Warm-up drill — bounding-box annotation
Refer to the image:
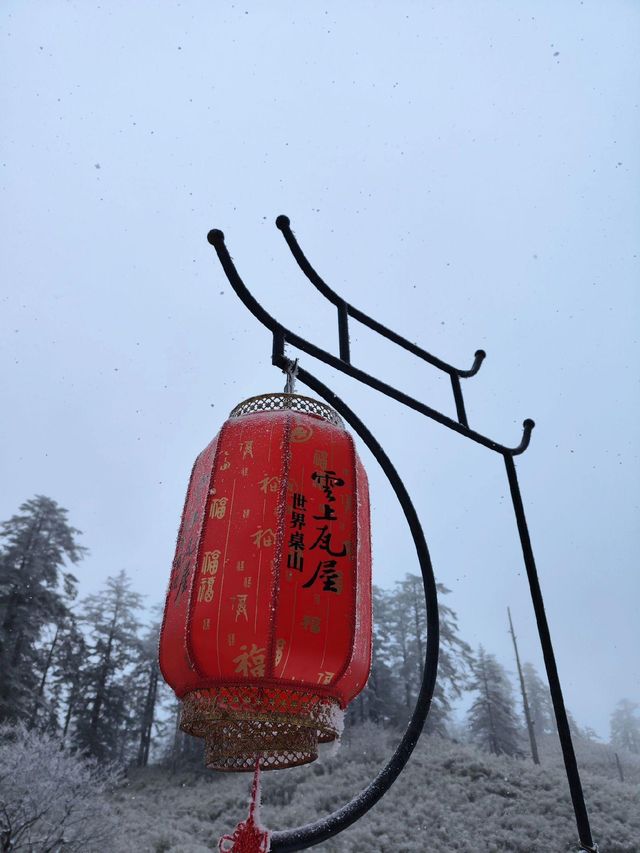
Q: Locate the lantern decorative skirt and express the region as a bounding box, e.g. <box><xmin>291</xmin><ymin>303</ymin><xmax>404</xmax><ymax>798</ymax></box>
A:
<box><xmin>159</xmin><ymin>394</ymin><xmax>372</xmax><ymax>771</ymax></box>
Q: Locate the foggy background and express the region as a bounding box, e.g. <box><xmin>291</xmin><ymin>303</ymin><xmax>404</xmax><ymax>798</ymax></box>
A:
<box><xmin>1</xmin><ymin>0</ymin><xmax>638</xmax><ymax>738</ymax></box>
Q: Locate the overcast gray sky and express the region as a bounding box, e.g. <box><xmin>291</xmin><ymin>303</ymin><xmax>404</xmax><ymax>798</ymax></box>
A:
<box><xmin>1</xmin><ymin>1</ymin><xmax>638</xmax><ymax>739</ymax></box>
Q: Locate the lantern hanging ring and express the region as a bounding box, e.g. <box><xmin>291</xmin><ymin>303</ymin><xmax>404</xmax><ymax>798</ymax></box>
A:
<box><xmin>283</xmin><ymin>357</ymin><xmax>298</xmax><ymax>394</ymax></box>
<box><xmin>198</xmin><ymin>218</ymin><xmax>597</xmax><ymax>853</ymax></box>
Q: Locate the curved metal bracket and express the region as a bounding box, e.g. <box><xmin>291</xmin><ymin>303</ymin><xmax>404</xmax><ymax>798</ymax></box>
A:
<box><xmin>206</xmin><ymin>218</ymin><xmax>596</xmax><ymax>853</ymax></box>
<box><xmin>268</xmin><ymin>364</ymin><xmax>439</xmax><ymax>852</ymax></box>
<box><xmin>207</xmin><ymin>227</ymin><xmax>534</xmax><ymax>457</ymax></box>
<box><xmin>275</xmin><ymin>214</ymin><xmax>485</xmax><ymax>378</ymax></box>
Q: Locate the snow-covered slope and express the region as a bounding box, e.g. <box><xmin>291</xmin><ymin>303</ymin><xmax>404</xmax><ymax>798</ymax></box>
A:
<box><xmin>109</xmin><ymin>727</ymin><xmax>639</xmax><ymax>852</ymax></box>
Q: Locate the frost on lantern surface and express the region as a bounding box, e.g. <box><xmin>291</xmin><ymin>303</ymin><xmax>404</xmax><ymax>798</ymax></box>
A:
<box><xmin>159</xmin><ymin>394</ymin><xmax>372</xmax><ymax>771</ymax></box>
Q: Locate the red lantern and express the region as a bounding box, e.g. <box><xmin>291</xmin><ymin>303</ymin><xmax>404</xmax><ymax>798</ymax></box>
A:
<box><xmin>159</xmin><ymin>393</ymin><xmax>372</xmax><ymax>771</ymax></box>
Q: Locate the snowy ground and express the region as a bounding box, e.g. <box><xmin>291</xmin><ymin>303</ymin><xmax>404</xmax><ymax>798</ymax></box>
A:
<box><xmin>109</xmin><ymin>728</ymin><xmax>640</xmax><ymax>852</ymax></box>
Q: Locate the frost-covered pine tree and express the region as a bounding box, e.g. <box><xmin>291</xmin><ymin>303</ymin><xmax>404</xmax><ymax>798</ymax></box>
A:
<box><xmin>467</xmin><ymin>646</ymin><xmax>522</xmax><ymax>756</ymax></box>
<box><xmin>0</xmin><ymin>495</ymin><xmax>86</xmax><ymax>722</ymax></box>
<box><xmin>28</xmin><ymin>619</ymin><xmax>62</xmax><ymax>730</ymax></box>
<box><xmin>72</xmin><ymin>570</ymin><xmax>144</xmax><ymax>762</ymax></box>
<box><xmin>347</xmin><ymin>585</ymin><xmax>405</xmax><ymax>727</ymax></box>
<box><xmin>522</xmin><ymin>661</ymin><xmax>556</xmax><ymax>738</ymax></box>
<box><xmin>429</xmin><ymin>583</ymin><xmax>475</xmax><ymax>734</ymax></box>
<box><xmin>387</xmin><ymin>578</ymin><xmax>416</xmax><ymax>715</ymax></box>
<box><xmin>610</xmin><ymin>699</ymin><xmax>640</xmax><ymax>755</ymax></box>
<box><xmin>130</xmin><ymin>612</ymin><xmax>171</xmax><ymax>767</ymax></box>
<box><xmin>52</xmin><ymin>614</ymin><xmax>89</xmax><ymax>745</ymax></box>
<box><xmin>387</xmin><ymin>576</ymin><xmax>474</xmax><ymax>734</ymax></box>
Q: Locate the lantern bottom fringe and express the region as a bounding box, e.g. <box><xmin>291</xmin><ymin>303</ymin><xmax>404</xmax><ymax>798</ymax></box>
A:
<box><xmin>180</xmin><ymin>685</ymin><xmax>343</xmax><ymax>771</ymax></box>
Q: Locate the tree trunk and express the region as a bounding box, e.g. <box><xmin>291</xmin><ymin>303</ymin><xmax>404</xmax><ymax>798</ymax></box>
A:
<box><xmin>144</xmin><ymin>667</ymin><xmax>159</xmax><ymax>766</ymax></box>
<box><xmin>29</xmin><ymin>627</ymin><xmax>59</xmax><ymax>728</ymax></box>
<box><xmin>171</xmin><ymin>704</ymin><xmax>182</xmax><ymax>773</ymax></box>
<box><xmin>481</xmin><ymin>656</ymin><xmax>498</xmax><ymax>755</ymax></box>
<box><xmin>89</xmin><ymin>597</ymin><xmax>121</xmax><ymax>743</ymax></box>
<box><xmin>508</xmin><ymin>608</ymin><xmax>540</xmax><ymax>764</ymax></box>
<box><xmin>61</xmin><ymin>676</ymin><xmax>79</xmax><ymax>745</ymax></box>
<box><xmin>137</xmin><ymin>664</ymin><xmax>159</xmax><ymax>767</ymax></box>
<box><xmin>10</xmin><ymin>629</ymin><xmax>23</xmax><ymax>669</ymax></box>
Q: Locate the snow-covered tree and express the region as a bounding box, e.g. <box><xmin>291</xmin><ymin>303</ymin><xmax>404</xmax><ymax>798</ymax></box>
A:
<box><xmin>0</xmin><ymin>495</ymin><xmax>86</xmax><ymax>723</ymax></box>
<box><xmin>53</xmin><ymin>615</ymin><xmax>89</xmax><ymax>746</ymax></box>
<box><xmin>388</xmin><ymin>576</ymin><xmax>474</xmax><ymax>733</ymax></box>
<box><xmin>72</xmin><ymin>570</ymin><xmax>144</xmax><ymax>762</ymax></box>
<box><xmin>28</xmin><ymin>621</ymin><xmax>62</xmax><ymax>731</ymax></box>
<box><xmin>429</xmin><ymin>583</ymin><xmax>475</xmax><ymax>734</ymax></box>
<box><xmin>610</xmin><ymin>699</ymin><xmax>640</xmax><ymax>755</ymax></box>
<box><xmin>0</xmin><ymin>721</ymin><xmax>121</xmax><ymax>851</ymax></box>
<box><xmin>349</xmin><ymin>577</ymin><xmax>473</xmax><ymax>732</ymax></box>
<box><xmin>522</xmin><ymin>661</ymin><xmax>556</xmax><ymax>738</ymax></box>
<box><xmin>348</xmin><ymin>585</ymin><xmax>405</xmax><ymax>727</ymax></box>
<box><xmin>386</xmin><ymin>579</ymin><xmax>415</xmax><ymax>716</ymax></box>
<box><xmin>467</xmin><ymin>647</ymin><xmax>522</xmax><ymax>756</ymax></box>
<box><xmin>131</xmin><ymin>614</ymin><xmax>170</xmax><ymax>767</ymax></box>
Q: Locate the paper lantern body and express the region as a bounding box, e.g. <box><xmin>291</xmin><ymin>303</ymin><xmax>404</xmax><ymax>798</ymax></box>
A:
<box><xmin>159</xmin><ymin>394</ymin><xmax>372</xmax><ymax>770</ymax></box>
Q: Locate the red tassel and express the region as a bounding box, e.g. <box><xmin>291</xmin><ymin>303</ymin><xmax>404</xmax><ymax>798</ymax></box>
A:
<box><xmin>218</xmin><ymin>760</ymin><xmax>271</xmax><ymax>853</ymax></box>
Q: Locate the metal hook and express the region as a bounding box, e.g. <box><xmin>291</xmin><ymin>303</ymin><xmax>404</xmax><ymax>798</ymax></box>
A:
<box><xmin>284</xmin><ymin>358</ymin><xmax>298</xmax><ymax>394</ymax></box>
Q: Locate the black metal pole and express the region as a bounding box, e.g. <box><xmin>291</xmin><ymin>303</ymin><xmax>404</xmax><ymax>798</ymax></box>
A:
<box><xmin>503</xmin><ymin>454</ymin><xmax>596</xmax><ymax>852</ymax></box>
<box><xmin>450</xmin><ymin>373</ymin><xmax>469</xmax><ymax>427</ymax></box>
<box><xmin>337</xmin><ymin>301</ymin><xmax>350</xmax><ymax>363</ymax></box>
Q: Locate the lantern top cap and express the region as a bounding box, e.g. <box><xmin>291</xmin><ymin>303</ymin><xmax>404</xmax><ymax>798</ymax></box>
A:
<box><xmin>229</xmin><ymin>393</ymin><xmax>344</xmax><ymax>427</ymax></box>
